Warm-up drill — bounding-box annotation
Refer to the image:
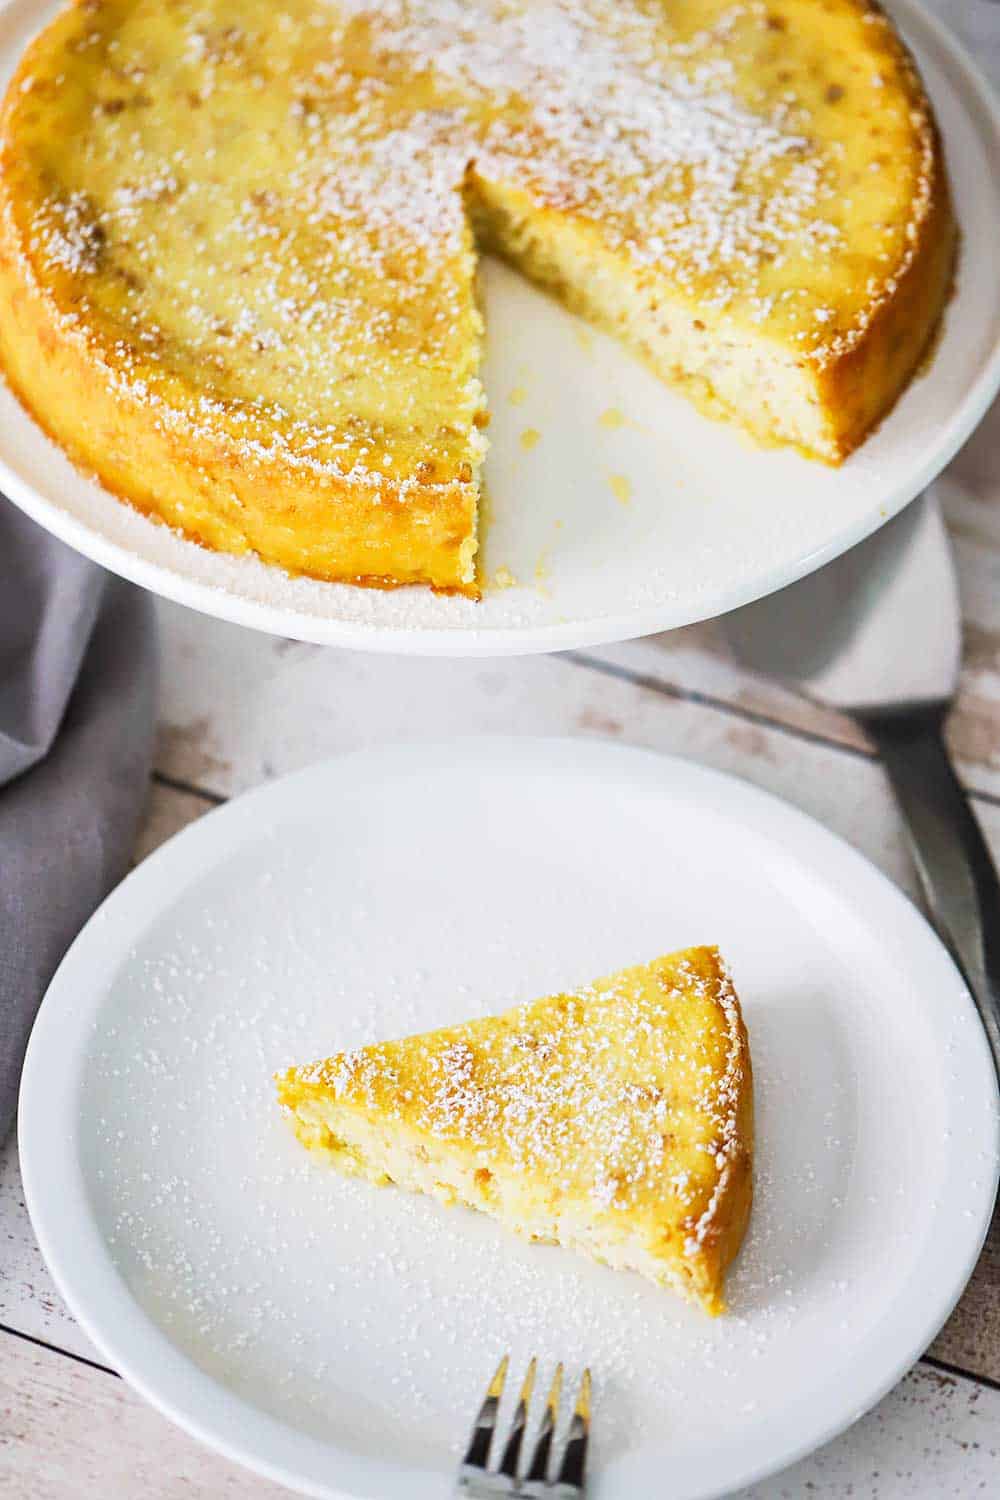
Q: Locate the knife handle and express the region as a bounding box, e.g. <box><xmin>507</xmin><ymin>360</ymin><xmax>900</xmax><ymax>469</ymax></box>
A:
<box><xmin>860</xmin><ymin>704</ymin><xmax>1000</xmax><ymax>1074</ymax></box>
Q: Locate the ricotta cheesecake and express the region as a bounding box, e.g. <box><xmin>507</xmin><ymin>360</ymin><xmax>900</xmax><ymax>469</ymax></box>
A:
<box><xmin>0</xmin><ymin>0</ymin><xmax>955</xmax><ymax>593</ymax></box>
<box><xmin>276</xmin><ymin>945</ymin><xmax>753</xmax><ymax>1314</ymax></box>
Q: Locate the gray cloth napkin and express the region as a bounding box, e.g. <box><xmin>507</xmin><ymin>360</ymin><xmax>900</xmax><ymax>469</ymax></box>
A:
<box><xmin>0</xmin><ymin>501</ymin><xmax>158</xmax><ymax>1140</ymax></box>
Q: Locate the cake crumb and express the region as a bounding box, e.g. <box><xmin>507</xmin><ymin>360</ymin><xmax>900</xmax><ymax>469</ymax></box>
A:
<box><xmin>608</xmin><ymin>473</ymin><xmax>632</xmax><ymax>505</ymax></box>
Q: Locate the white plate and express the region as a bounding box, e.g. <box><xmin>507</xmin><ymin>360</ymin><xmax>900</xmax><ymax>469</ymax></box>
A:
<box><xmin>19</xmin><ymin>738</ymin><xmax>999</xmax><ymax>1500</ymax></box>
<box><xmin>1</xmin><ymin>2</ymin><xmax>999</xmax><ymax>656</ymax></box>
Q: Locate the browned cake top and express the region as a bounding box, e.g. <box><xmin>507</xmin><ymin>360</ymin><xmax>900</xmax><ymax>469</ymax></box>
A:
<box><xmin>2</xmin><ymin>0</ymin><xmax>939</xmax><ymax>485</ymax></box>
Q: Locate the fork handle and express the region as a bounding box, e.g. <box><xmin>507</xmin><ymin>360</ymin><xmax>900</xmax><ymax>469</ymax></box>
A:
<box><xmin>859</xmin><ymin>704</ymin><xmax>1000</xmax><ymax>1075</ymax></box>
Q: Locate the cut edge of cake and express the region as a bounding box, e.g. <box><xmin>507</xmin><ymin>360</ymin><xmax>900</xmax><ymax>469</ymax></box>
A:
<box><xmin>0</xmin><ymin>160</ymin><xmax>487</xmax><ymax>598</ymax></box>
<box><xmin>0</xmin><ymin>0</ymin><xmax>488</xmax><ymax>598</ymax></box>
<box><xmin>467</xmin><ymin>106</ymin><xmax>956</xmax><ymax>467</ymax></box>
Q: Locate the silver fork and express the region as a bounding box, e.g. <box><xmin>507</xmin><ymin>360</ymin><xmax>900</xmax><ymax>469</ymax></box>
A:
<box><xmin>456</xmin><ymin>1355</ymin><xmax>591</xmax><ymax>1497</ymax></box>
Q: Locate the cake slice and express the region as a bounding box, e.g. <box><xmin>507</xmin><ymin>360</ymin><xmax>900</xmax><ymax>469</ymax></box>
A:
<box><xmin>276</xmin><ymin>945</ymin><xmax>753</xmax><ymax>1314</ymax></box>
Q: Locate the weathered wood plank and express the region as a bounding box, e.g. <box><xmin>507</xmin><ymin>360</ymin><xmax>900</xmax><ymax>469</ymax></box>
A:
<box><xmin>0</xmin><ymin>1333</ymin><xmax>290</xmax><ymax>1498</ymax></box>
<box><xmin>0</xmin><ymin>1133</ymin><xmax>102</xmax><ymax>1368</ymax></box>
<box><xmin>932</xmin><ymin>1204</ymin><xmax>1000</xmax><ymax>1377</ymax></box>
<box><xmin>134</xmin><ymin>780</ymin><xmax>215</xmax><ymax>863</ymax></box>
<box><xmin>743</xmin><ymin>1361</ymin><xmax>1000</xmax><ymax>1497</ymax></box>
<box><xmin>3</xmin><ymin>1322</ymin><xmax>1000</xmax><ymax>1499</ymax></box>
<box><xmin>149</xmin><ymin>594</ymin><xmax>1000</xmax><ymax>906</ymax></box>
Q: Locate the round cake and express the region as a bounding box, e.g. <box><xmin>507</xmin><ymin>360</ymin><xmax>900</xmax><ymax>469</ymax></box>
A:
<box><xmin>0</xmin><ymin>0</ymin><xmax>956</xmax><ymax>593</ymax></box>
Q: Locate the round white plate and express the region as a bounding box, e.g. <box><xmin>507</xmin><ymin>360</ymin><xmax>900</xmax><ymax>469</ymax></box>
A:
<box><xmin>1</xmin><ymin>2</ymin><xmax>1000</xmax><ymax>656</ymax></box>
<box><xmin>19</xmin><ymin>738</ymin><xmax>999</xmax><ymax>1500</ymax></box>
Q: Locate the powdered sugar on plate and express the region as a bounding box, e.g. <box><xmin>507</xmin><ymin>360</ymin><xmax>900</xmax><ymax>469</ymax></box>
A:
<box><xmin>44</xmin><ymin>740</ymin><xmax>994</xmax><ymax>1497</ymax></box>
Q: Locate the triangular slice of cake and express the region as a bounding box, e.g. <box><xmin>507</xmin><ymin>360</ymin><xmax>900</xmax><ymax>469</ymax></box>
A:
<box><xmin>276</xmin><ymin>945</ymin><xmax>752</xmax><ymax>1314</ymax></box>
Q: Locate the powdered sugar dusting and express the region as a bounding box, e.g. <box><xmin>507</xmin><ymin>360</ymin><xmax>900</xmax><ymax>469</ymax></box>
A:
<box><xmin>7</xmin><ymin>0</ymin><xmax>922</xmax><ymax>491</ymax></box>
<box><xmin>34</xmin><ymin>188</ymin><xmax>105</xmax><ymax>274</ymax></box>
<box><xmin>0</xmin><ymin>0</ymin><xmax>963</xmax><ymax>643</ymax></box>
<box><xmin>288</xmin><ymin>949</ymin><xmax>749</xmax><ymax>1284</ymax></box>
<box><xmin>65</xmin><ymin>742</ymin><xmax>993</xmax><ymax>1480</ymax></box>
<box><xmin>81</xmin><ymin>853</ymin><xmax>839</xmax><ymax>1461</ymax></box>
<box><xmin>337</xmin><ymin>0</ymin><xmax>840</xmax><ymax>298</ymax></box>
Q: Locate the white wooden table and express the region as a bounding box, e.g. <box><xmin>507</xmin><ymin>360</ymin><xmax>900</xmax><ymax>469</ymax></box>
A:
<box><xmin>3</xmin><ymin>6</ymin><xmax>1000</xmax><ymax>1493</ymax></box>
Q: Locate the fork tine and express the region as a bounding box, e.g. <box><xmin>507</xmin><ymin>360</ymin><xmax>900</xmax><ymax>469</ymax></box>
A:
<box><xmin>555</xmin><ymin>1368</ymin><xmax>591</xmax><ymax>1495</ymax></box>
<box><xmin>523</xmin><ymin>1361</ymin><xmax>562</xmax><ymax>1485</ymax></box>
<box><xmin>497</xmin><ymin>1357</ymin><xmax>536</xmax><ymax>1478</ymax></box>
<box><xmin>461</xmin><ymin>1354</ymin><xmax>509</xmax><ymax>1472</ymax></box>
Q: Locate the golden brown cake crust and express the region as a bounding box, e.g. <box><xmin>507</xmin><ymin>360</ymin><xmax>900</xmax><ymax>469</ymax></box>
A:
<box><xmin>277</xmin><ymin>945</ymin><xmax>754</xmax><ymax>1314</ymax></box>
<box><xmin>0</xmin><ymin>0</ymin><xmax>485</xmax><ymax>595</ymax></box>
<box><xmin>0</xmin><ymin>0</ymin><xmax>956</xmax><ymax>590</ymax></box>
<box><xmin>804</xmin><ymin>1</ymin><xmax>957</xmax><ymax>458</ymax></box>
<box><xmin>0</xmin><ymin>267</ymin><xmax>482</xmax><ymax>593</ymax></box>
